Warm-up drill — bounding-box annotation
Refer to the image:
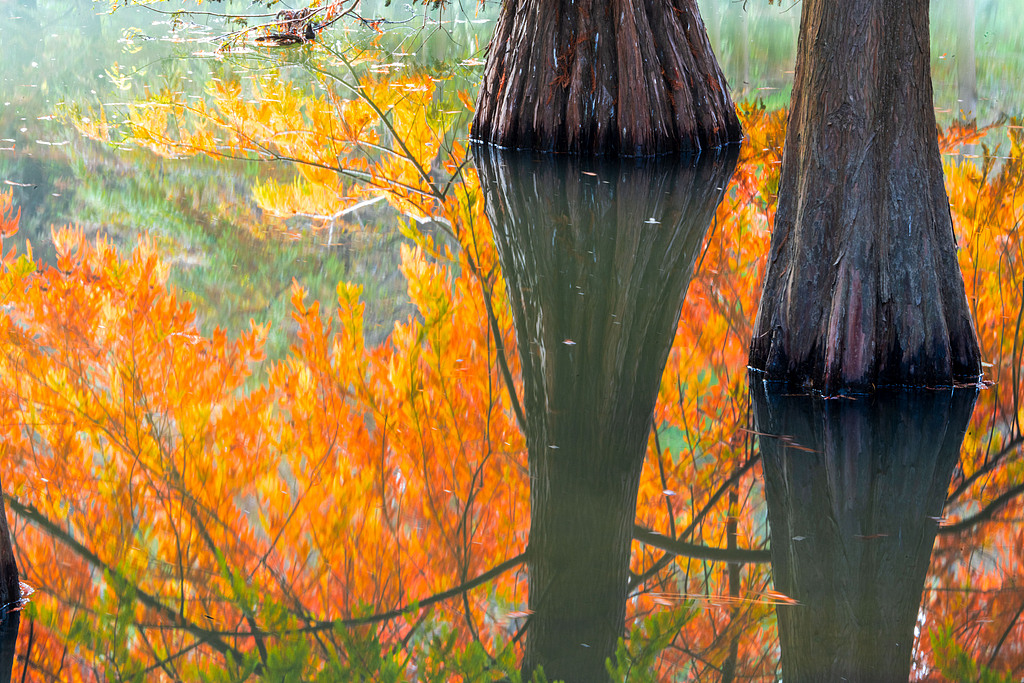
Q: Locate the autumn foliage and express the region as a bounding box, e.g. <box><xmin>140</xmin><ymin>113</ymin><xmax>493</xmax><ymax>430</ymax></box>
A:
<box><xmin>1</xmin><ymin>59</ymin><xmax>1022</xmax><ymax>682</ymax></box>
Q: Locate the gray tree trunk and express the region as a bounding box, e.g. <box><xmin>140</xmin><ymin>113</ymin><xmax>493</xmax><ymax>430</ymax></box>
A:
<box><xmin>0</xmin><ymin>483</ymin><xmax>17</xmax><ymax>616</ymax></box>
<box><xmin>0</xmin><ymin>477</ymin><xmax>20</xmax><ymax>683</ymax></box>
<box><xmin>0</xmin><ymin>612</ymin><xmax>17</xmax><ymax>683</ymax></box>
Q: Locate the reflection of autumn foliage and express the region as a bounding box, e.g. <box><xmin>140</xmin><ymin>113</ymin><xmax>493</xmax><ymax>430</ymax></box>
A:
<box><xmin>76</xmin><ymin>64</ymin><xmax>463</xmax><ymax>231</ymax></box>
<box><xmin>922</xmin><ymin>126</ymin><xmax>1024</xmax><ymax>680</ymax></box>
<box><xmin>0</xmin><ymin>183</ymin><xmax>528</xmax><ymax>678</ymax></box>
<box><xmin>8</xmin><ymin>79</ymin><xmax>1024</xmax><ymax>680</ymax></box>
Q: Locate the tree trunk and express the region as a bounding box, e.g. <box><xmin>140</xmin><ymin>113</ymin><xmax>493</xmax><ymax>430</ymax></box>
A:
<box><xmin>0</xmin><ymin>478</ymin><xmax>20</xmax><ymax>683</ymax></box>
<box><xmin>748</xmin><ymin>0</ymin><xmax>982</xmax><ymax>393</ymax></box>
<box><xmin>471</xmin><ymin>0</ymin><xmax>742</xmax><ymax>156</ymax></box>
<box><xmin>476</xmin><ymin>145</ymin><xmax>737</xmax><ymax>682</ymax></box>
<box><xmin>0</xmin><ymin>483</ymin><xmax>17</xmax><ymax>618</ymax></box>
<box><xmin>752</xmin><ymin>382</ymin><xmax>976</xmax><ymax>682</ymax></box>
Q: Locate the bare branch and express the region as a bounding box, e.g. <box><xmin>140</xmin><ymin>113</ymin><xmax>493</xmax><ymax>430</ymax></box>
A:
<box><xmin>633</xmin><ymin>525</ymin><xmax>770</xmax><ymax>564</ymax></box>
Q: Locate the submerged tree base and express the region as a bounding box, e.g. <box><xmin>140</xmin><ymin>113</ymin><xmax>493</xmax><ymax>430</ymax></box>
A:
<box><xmin>471</xmin><ymin>0</ymin><xmax>742</xmax><ymax>155</ymax></box>
<box><xmin>0</xmin><ymin>477</ymin><xmax>17</xmax><ymax>615</ymax></box>
<box><xmin>748</xmin><ymin>0</ymin><xmax>982</xmax><ymax>393</ymax></box>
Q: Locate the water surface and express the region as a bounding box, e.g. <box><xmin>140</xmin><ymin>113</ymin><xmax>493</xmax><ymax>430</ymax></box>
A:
<box><xmin>0</xmin><ymin>1</ymin><xmax>1022</xmax><ymax>680</ymax></box>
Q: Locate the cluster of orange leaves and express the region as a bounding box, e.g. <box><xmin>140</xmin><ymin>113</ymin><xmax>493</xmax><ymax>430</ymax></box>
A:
<box><xmin>10</xmin><ymin>68</ymin><xmax>1024</xmax><ymax>681</ymax></box>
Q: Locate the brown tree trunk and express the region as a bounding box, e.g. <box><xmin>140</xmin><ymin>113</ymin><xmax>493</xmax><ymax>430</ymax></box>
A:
<box><xmin>748</xmin><ymin>0</ymin><xmax>982</xmax><ymax>393</ymax></box>
<box><xmin>752</xmin><ymin>382</ymin><xmax>977</xmax><ymax>682</ymax></box>
<box><xmin>471</xmin><ymin>0</ymin><xmax>742</xmax><ymax>155</ymax></box>
<box><xmin>476</xmin><ymin>145</ymin><xmax>737</xmax><ymax>682</ymax></box>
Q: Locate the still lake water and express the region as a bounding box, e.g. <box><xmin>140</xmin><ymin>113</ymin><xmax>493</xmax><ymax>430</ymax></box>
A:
<box><xmin>0</xmin><ymin>0</ymin><xmax>1022</xmax><ymax>680</ymax></box>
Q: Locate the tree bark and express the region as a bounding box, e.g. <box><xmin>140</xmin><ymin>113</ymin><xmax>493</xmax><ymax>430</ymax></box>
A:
<box><xmin>0</xmin><ymin>484</ymin><xmax>17</xmax><ymax>618</ymax></box>
<box><xmin>471</xmin><ymin>0</ymin><xmax>742</xmax><ymax>156</ymax></box>
<box><xmin>748</xmin><ymin>0</ymin><xmax>982</xmax><ymax>393</ymax></box>
<box><xmin>752</xmin><ymin>382</ymin><xmax>977</xmax><ymax>682</ymax></box>
<box><xmin>476</xmin><ymin>145</ymin><xmax>737</xmax><ymax>682</ymax></box>
<box><xmin>0</xmin><ymin>479</ymin><xmax>19</xmax><ymax>674</ymax></box>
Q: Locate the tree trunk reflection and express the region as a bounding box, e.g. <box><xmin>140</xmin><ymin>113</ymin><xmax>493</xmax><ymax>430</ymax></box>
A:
<box><xmin>476</xmin><ymin>146</ymin><xmax>737</xmax><ymax>682</ymax></box>
<box><xmin>752</xmin><ymin>382</ymin><xmax>977</xmax><ymax>682</ymax></box>
<box><xmin>0</xmin><ymin>475</ymin><xmax>18</xmax><ymax>683</ymax></box>
<box><xmin>0</xmin><ymin>612</ymin><xmax>17</xmax><ymax>683</ymax></box>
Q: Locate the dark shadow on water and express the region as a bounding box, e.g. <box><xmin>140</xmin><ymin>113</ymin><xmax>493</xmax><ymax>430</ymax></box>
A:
<box><xmin>475</xmin><ymin>144</ymin><xmax>738</xmax><ymax>683</ymax></box>
<box><xmin>751</xmin><ymin>379</ymin><xmax>978</xmax><ymax>683</ymax></box>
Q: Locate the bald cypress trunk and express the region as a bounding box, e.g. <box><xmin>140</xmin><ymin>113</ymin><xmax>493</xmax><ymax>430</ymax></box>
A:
<box><xmin>0</xmin><ymin>483</ymin><xmax>17</xmax><ymax>617</ymax></box>
<box><xmin>748</xmin><ymin>0</ymin><xmax>982</xmax><ymax>392</ymax></box>
<box><xmin>471</xmin><ymin>0</ymin><xmax>741</xmax><ymax>156</ymax></box>
<box><xmin>0</xmin><ymin>479</ymin><xmax>20</xmax><ymax>683</ymax></box>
